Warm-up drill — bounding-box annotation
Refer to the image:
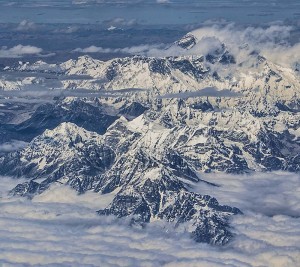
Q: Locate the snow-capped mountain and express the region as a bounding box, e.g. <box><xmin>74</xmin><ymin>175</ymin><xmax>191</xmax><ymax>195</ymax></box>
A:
<box><xmin>173</xmin><ymin>33</ymin><xmax>198</xmax><ymax>49</ymax></box>
<box><xmin>0</xmin><ymin>120</ymin><xmax>240</xmax><ymax>245</ymax></box>
<box><xmin>0</xmin><ymin>31</ymin><xmax>299</xmax><ymax>246</ymax></box>
<box><xmin>3</xmin><ymin>96</ymin><xmax>300</xmax><ymax>177</ymax></box>
<box><xmin>0</xmin><ymin>99</ymin><xmax>118</xmax><ymax>144</ymax></box>
<box><xmin>1</xmin><ymin>39</ymin><xmax>299</xmax><ymax>115</ymax></box>
<box><xmin>1</xmin><ymin>122</ymin><xmax>115</xmax><ymax>194</ymax></box>
<box><xmin>1</xmin><ymin>99</ymin><xmax>300</xmax><ymax>243</ymax></box>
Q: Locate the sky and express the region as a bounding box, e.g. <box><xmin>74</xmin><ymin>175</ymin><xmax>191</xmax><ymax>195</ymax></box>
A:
<box><xmin>0</xmin><ymin>0</ymin><xmax>299</xmax><ymax>25</ymax></box>
<box><xmin>0</xmin><ymin>0</ymin><xmax>299</xmax><ymax>64</ymax></box>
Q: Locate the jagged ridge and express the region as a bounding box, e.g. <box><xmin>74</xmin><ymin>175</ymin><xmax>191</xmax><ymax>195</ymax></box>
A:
<box><xmin>0</xmin><ymin>121</ymin><xmax>241</xmax><ymax>245</ymax></box>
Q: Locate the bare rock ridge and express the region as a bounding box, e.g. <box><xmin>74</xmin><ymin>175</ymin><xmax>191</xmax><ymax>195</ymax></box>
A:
<box><xmin>0</xmin><ymin>121</ymin><xmax>241</xmax><ymax>245</ymax></box>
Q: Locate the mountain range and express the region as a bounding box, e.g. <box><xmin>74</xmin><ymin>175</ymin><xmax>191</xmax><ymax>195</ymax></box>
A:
<box><xmin>0</xmin><ymin>31</ymin><xmax>299</xmax><ymax>245</ymax></box>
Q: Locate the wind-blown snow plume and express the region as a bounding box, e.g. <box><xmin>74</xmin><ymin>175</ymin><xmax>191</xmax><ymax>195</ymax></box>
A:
<box><xmin>73</xmin><ymin>23</ymin><xmax>299</xmax><ymax>69</ymax></box>
<box><xmin>150</xmin><ymin>23</ymin><xmax>299</xmax><ymax>68</ymax></box>
<box><xmin>187</xmin><ymin>24</ymin><xmax>299</xmax><ymax>67</ymax></box>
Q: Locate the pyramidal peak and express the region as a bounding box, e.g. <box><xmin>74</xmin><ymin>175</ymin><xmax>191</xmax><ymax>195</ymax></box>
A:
<box><xmin>41</xmin><ymin>122</ymin><xmax>102</xmax><ymax>143</ymax></box>
<box><xmin>174</xmin><ymin>33</ymin><xmax>198</xmax><ymax>50</ymax></box>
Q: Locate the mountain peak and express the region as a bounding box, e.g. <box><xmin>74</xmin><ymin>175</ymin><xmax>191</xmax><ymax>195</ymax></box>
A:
<box><xmin>174</xmin><ymin>33</ymin><xmax>198</xmax><ymax>50</ymax></box>
<box><xmin>41</xmin><ymin>122</ymin><xmax>101</xmax><ymax>144</ymax></box>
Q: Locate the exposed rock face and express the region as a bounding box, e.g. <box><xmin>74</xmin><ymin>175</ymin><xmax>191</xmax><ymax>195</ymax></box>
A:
<box><xmin>0</xmin><ymin>120</ymin><xmax>241</xmax><ymax>245</ymax></box>
<box><xmin>174</xmin><ymin>33</ymin><xmax>198</xmax><ymax>50</ymax></box>
<box><xmin>0</xmin><ymin>123</ymin><xmax>115</xmax><ymax>195</ymax></box>
<box><xmin>98</xmin><ymin>161</ymin><xmax>240</xmax><ymax>245</ymax></box>
<box><xmin>0</xmin><ymin>99</ymin><xmax>118</xmax><ymax>144</ymax></box>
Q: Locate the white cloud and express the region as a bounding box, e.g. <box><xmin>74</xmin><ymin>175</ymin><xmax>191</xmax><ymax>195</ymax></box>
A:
<box><xmin>16</xmin><ymin>20</ymin><xmax>37</xmax><ymax>31</ymax></box>
<box><xmin>185</xmin><ymin>24</ymin><xmax>299</xmax><ymax>67</ymax></box>
<box><xmin>0</xmin><ymin>45</ymin><xmax>43</xmax><ymax>58</ymax></box>
<box><xmin>0</xmin><ymin>173</ymin><xmax>299</xmax><ymax>267</ymax></box>
<box><xmin>262</xmin><ymin>43</ymin><xmax>300</xmax><ymax>69</ymax></box>
<box><xmin>33</xmin><ymin>183</ymin><xmax>116</xmax><ymax>210</ymax></box>
<box><xmin>156</xmin><ymin>0</ymin><xmax>170</xmax><ymax>3</ymax></box>
<box><xmin>72</xmin><ymin>23</ymin><xmax>299</xmax><ymax>70</ymax></box>
<box><xmin>74</xmin><ymin>46</ymin><xmax>113</xmax><ymax>53</ymax></box>
<box><xmin>158</xmin><ymin>87</ymin><xmax>243</xmax><ymax>99</ymax></box>
<box><xmin>194</xmin><ymin>172</ymin><xmax>300</xmax><ymax>218</ymax></box>
<box><xmin>188</xmin><ymin>24</ymin><xmax>300</xmax><ymax>69</ymax></box>
<box><xmin>0</xmin><ymin>140</ymin><xmax>28</xmax><ymax>153</ymax></box>
<box><xmin>106</xmin><ymin>17</ymin><xmax>138</xmax><ymax>27</ymax></box>
<box><xmin>73</xmin><ymin>44</ymin><xmax>166</xmax><ymax>54</ymax></box>
<box><xmin>0</xmin><ymin>88</ymin><xmax>146</xmax><ymax>103</ymax></box>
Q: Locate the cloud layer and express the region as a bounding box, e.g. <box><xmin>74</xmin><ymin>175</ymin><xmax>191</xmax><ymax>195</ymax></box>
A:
<box><xmin>195</xmin><ymin>172</ymin><xmax>300</xmax><ymax>218</ymax></box>
<box><xmin>158</xmin><ymin>87</ymin><xmax>243</xmax><ymax>99</ymax></box>
<box><xmin>0</xmin><ymin>140</ymin><xmax>28</xmax><ymax>153</ymax></box>
<box><xmin>0</xmin><ymin>173</ymin><xmax>299</xmax><ymax>267</ymax></box>
<box><xmin>73</xmin><ymin>44</ymin><xmax>166</xmax><ymax>54</ymax></box>
<box><xmin>0</xmin><ymin>45</ymin><xmax>43</xmax><ymax>58</ymax></box>
<box><xmin>0</xmin><ymin>88</ymin><xmax>147</xmax><ymax>103</ymax></box>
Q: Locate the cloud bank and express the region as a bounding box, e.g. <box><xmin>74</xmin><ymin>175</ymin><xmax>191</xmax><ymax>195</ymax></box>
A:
<box><xmin>0</xmin><ymin>140</ymin><xmax>28</xmax><ymax>153</ymax></box>
<box><xmin>154</xmin><ymin>23</ymin><xmax>300</xmax><ymax>68</ymax></box>
<box><xmin>185</xmin><ymin>24</ymin><xmax>300</xmax><ymax>68</ymax></box>
<box><xmin>0</xmin><ymin>88</ymin><xmax>148</xmax><ymax>104</ymax></box>
<box><xmin>195</xmin><ymin>171</ymin><xmax>300</xmax><ymax>218</ymax></box>
<box><xmin>73</xmin><ymin>44</ymin><xmax>166</xmax><ymax>54</ymax></box>
<box><xmin>158</xmin><ymin>87</ymin><xmax>243</xmax><ymax>99</ymax></box>
<box><xmin>0</xmin><ymin>45</ymin><xmax>43</xmax><ymax>58</ymax></box>
<box><xmin>0</xmin><ymin>173</ymin><xmax>299</xmax><ymax>267</ymax></box>
<box><xmin>16</xmin><ymin>20</ymin><xmax>37</xmax><ymax>31</ymax></box>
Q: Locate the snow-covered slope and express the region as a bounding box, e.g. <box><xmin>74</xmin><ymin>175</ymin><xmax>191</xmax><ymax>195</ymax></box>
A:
<box><xmin>0</xmin><ymin>122</ymin><xmax>116</xmax><ymax>194</ymax></box>
<box><xmin>3</xmin><ymin>97</ymin><xmax>300</xmax><ymax>191</ymax></box>
<box><xmin>0</xmin><ymin>121</ymin><xmax>240</xmax><ymax>245</ymax></box>
<box><xmin>2</xmin><ymin>98</ymin><xmax>300</xmax><ymax>243</ymax></box>
<box><xmin>1</xmin><ymin>33</ymin><xmax>299</xmax><ymax>114</ymax></box>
